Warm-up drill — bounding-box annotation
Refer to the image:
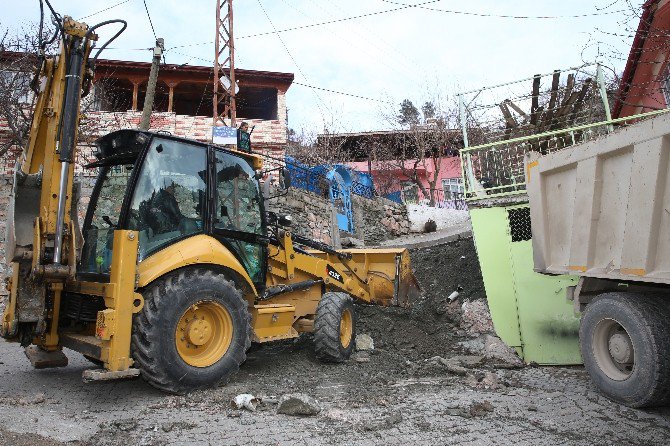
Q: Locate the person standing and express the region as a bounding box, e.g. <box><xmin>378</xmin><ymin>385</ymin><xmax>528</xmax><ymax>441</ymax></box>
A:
<box><xmin>237</xmin><ymin>122</ymin><xmax>252</xmax><ymax>153</ymax></box>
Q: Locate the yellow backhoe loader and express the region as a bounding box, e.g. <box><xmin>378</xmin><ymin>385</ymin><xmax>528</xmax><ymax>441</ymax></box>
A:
<box><xmin>1</xmin><ymin>11</ymin><xmax>419</xmax><ymax>393</ymax></box>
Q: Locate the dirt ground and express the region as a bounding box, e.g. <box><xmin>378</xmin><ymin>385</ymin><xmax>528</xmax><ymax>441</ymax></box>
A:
<box><xmin>1</xmin><ymin>237</ymin><xmax>669</xmax><ymax>445</ymax></box>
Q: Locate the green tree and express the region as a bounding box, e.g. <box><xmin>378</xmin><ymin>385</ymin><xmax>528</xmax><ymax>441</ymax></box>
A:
<box><xmin>397</xmin><ymin>99</ymin><xmax>419</xmax><ymax>127</ymax></box>
<box><xmin>421</xmin><ymin>101</ymin><xmax>436</xmax><ymax>121</ymax></box>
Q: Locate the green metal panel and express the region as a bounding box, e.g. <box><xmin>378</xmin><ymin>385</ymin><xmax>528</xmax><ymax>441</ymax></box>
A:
<box><xmin>508</xmin><ymin>239</ymin><xmax>582</xmax><ymax>364</ymax></box>
<box><xmin>470</xmin><ymin>207</ymin><xmax>522</xmax><ymax>350</ymax></box>
<box><xmin>470</xmin><ymin>204</ymin><xmax>583</xmax><ymax>365</ymax></box>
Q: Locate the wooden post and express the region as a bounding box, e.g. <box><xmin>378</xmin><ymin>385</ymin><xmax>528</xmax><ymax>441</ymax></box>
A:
<box><xmin>131</xmin><ymin>81</ymin><xmax>139</xmax><ymax>111</ymax></box>
<box><xmin>168</xmin><ymin>84</ymin><xmax>175</xmax><ymax>113</ymax></box>
<box><xmin>140</xmin><ymin>39</ymin><xmax>164</xmax><ymax>130</ymax></box>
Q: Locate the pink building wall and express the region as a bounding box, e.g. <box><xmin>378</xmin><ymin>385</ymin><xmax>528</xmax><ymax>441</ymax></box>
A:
<box><xmin>345</xmin><ymin>155</ymin><xmax>462</xmax><ymax>200</ymax></box>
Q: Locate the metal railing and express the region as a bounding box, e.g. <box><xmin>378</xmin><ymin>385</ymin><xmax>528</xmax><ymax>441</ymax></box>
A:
<box><xmin>459</xmin><ymin>109</ymin><xmax>670</xmax><ymax>201</ymax></box>
<box><xmin>283</xmin><ymin>159</ymin><xmax>377</xmax><ymax>199</ymax></box>
<box><xmin>402</xmin><ymin>188</ymin><xmax>468</xmax><ymax>210</ymax></box>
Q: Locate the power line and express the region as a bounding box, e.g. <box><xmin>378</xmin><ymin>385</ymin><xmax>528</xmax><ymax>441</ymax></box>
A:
<box><xmin>169</xmin><ymin>51</ymin><xmax>394</xmax><ymax>106</ymax></box>
<box><xmin>244</xmin><ymin>0</ymin><xmax>444</xmax><ymax>39</ymax></box>
<box><xmin>293</xmin><ymin>82</ymin><xmax>393</xmax><ymax>104</ymax></box>
<box><xmin>379</xmin><ymin>0</ymin><xmax>626</xmax><ymax>19</ymax></box>
<box><xmin>256</xmin><ymin>0</ymin><xmax>327</xmax><ymax>124</ymax></box>
<box><xmin>79</xmin><ymin>0</ymin><xmax>131</xmax><ymax>21</ymax></box>
<box><xmin>143</xmin><ymin>0</ymin><xmax>157</xmax><ymax>40</ymax></box>
<box><xmin>165</xmin><ymin>0</ymin><xmax>444</xmax><ymax>51</ymax></box>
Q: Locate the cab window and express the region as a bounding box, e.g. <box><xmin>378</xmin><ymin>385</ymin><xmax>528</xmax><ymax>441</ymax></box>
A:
<box><xmin>214</xmin><ymin>149</ymin><xmax>265</xmax><ymax>283</ymax></box>
<box><xmin>127</xmin><ymin>138</ymin><xmax>207</xmax><ymax>260</ymax></box>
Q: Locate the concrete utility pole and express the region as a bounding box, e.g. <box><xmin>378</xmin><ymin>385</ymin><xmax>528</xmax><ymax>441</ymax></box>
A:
<box><xmin>213</xmin><ymin>0</ymin><xmax>236</xmax><ymax>127</ymax></box>
<box><xmin>140</xmin><ymin>38</ymin><xmax>164</xmax><ymax>131</ymax></box>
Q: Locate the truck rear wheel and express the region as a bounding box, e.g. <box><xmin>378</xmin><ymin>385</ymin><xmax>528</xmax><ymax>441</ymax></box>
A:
<box><xmin>314</xmin><ymin>292</ymin><xmax>356</xmax><ymax>362</ymax></box>
<box><xmin>131</xmin><ymin>267</ymin><xmax>251</xmax><ymax>394</ymax></box>
<box><xmin>579</xmin><ymin>292</ymin><xmax>670</xmax><ymax>407</ymax></box>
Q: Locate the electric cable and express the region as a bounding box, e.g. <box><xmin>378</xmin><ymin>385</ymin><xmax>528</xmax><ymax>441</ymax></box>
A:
<box><xmin>143</xmin><ymin>0</ymin><xmax>157</xmax><ymax>40</ymax></box>
<box><xmin>79</xmin><ymin>0</ymin><xmax>131</xmax><ymax>21</ymax></box>
<box><xmin>256</xmin><ymin>0</ymin><xmax>327</xmax><ymax>125</ymax></box>
<box><xmin>379</xmin><ymin>0</ymin><xmax>626</xmax><ymax>19</ymax></box>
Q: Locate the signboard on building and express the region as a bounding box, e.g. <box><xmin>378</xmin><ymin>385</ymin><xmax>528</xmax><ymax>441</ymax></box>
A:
<box><xmin>212</xmin><ymin>126</ymin><xmax>237</xmax><ymax>145</ymax></box>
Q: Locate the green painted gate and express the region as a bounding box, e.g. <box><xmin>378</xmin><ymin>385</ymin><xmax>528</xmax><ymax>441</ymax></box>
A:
<box><xmin>469</xmin><ymin>203</ymin><xmax>582</xmax><ymax>365</ymax></box>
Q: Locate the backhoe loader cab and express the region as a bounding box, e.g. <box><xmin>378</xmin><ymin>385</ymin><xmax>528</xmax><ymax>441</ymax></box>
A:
<box><xmin>79</xmin><ymin>129</ymin><xmax>267</xmax><ymax>289</ymax></box>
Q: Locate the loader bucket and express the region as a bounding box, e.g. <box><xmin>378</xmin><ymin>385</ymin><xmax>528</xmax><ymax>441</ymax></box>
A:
<box><xmin>339</xmin><ymin>248</ymin><xmax>421</xmax><ymax>307</ymax></box>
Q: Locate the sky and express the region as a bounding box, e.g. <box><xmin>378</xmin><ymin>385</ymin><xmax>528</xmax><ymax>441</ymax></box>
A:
<box><xmin>2</xmin><ymin>0</ymin><xmax>641</xmax><ymax>134</ymax></box>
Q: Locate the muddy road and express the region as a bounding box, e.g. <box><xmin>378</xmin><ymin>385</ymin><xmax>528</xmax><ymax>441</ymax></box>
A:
<box><xmin>1</xmin><ymin>238</ymin><xmax>669</xmax><ymax>445</ymax></box>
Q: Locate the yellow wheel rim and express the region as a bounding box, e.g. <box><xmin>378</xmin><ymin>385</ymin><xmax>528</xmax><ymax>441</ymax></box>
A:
<box><xmin>340</xmin><ymin>309</ymin><xmax>353</xmax><ymax>349</ymax></box>
<box><xmin>175</xmin><ymin>301</ymin><xmax>233</xmax><ymax>367</ymax></box>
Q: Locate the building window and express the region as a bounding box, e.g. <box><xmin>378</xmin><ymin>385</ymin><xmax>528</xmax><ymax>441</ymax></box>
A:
<box><xmin>442</xmin><ymin>177</ymin><xmax>464</xmax><ymax>200</ymax></box>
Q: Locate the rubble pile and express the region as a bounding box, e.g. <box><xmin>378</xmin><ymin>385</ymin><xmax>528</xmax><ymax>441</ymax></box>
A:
<box><xmin>380</xmin><ymin>203</ymin><xmax>411</xmax><ymax>236</ymax></box>
<box><xmin>357</xmin><ymin>237</ymin><xmax>506</xmax><ymax>364</ymax></box>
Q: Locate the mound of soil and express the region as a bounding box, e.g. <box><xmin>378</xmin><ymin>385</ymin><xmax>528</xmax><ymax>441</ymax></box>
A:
<box><xmin>357</xmin><ymin>236</ymin><xmax>487</xmax><ymax>362</ymax></box>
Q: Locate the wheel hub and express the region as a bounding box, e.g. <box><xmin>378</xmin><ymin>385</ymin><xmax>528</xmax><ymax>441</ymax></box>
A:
<box><xmin>186</xmin><ymin>318</ymin><xmax>212</xmax><ymax>346</ymax></box>
<box><xmin>340</xmin><ymin>309</ymin><xmax>353</xmax><ymax>349</ymax></box>
<box><xmin>609</xmin><ymin>332</ymin><xmax>633</xmax><ymax>364</ymax></box>
<box><xmin>175</xmin><ymin>301</ymin><xmax>233</xmax><ymax>367</ymax></box>
<box><xmin>592</xmin><ymin>318</ymin><xmax>635</xmax><ymax>381</ymax></box>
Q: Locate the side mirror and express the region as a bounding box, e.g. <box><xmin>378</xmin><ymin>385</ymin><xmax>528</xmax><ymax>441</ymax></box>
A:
<box><xmin>278</xmin><ymin>214</ymin><xmax>292</xmax><ymax>227</ymax></box>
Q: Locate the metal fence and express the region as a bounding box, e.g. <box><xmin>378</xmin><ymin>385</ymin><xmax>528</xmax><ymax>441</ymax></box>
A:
<box><xmin>459</xmin><ymin>109</ymin><xmax>670</xmax><ymax>200</ymax></box>
<box><xmin>282</xmin><ymin>158</ymin><xmax>377</xmax><ymax>199</ymax></box>
<box><xmin>454</xmin><ymin>63</ymin><xmax>667</xmax><ymax>201</ymax></box>
<box><xmin>402</xmin><ymin>187</ymin><xmax>467</xmax><ymax>210</ymax></box>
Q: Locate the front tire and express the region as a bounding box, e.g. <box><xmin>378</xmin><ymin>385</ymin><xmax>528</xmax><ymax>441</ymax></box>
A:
<box><xmin>131</xmin><ymin>267</ymin><xmax>251</xmax><ymax>394</ymax></box>
<box><xmin>314</xmin><ymin>292</ymin><xmax>356</xmax><ymax>362</ymax></box>
<box><xmin>579</xmin><ymin>293</ymin><xmax>670</xmax><ymax>407</ymax></box>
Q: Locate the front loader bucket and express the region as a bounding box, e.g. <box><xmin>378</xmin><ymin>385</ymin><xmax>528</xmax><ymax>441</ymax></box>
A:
<box><xmin>340</xmin><ymin>248</ymin><xmax>420</xmax><ymax>307</ymax></box>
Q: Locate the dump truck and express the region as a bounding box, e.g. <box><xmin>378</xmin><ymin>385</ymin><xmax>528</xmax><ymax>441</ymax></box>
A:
<box><xmin>0</xmin><ymin>12</ymin><xmax>418</xmax><ymax>394</ymax></box>
<box><xmin>527</xmin><ymin>111</ymin><xmax>670</xmax><ymax>407</ymax></box>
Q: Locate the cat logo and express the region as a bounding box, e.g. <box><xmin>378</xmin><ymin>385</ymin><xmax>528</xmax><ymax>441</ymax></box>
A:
<box><xmin>326</xmin><ymin>264</ymin><xmax>344</xmax><ymax>283</ymax></box>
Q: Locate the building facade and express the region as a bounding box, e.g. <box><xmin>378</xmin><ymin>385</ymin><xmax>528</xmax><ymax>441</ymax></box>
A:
<box><xmin>613</xmin><ymin>0</ymin><xmax>670</xmax><ymax>118</ymax></box>
<box><xmin>0</xmin><ymin>51</ymin><xmax>294</xmax><ymax>173</ymax></box>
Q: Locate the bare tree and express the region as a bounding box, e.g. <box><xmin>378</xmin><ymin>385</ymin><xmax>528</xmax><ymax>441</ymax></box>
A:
<box><xmin>287</xmin><ymin>128</ymin><xmax>348</xmax><ymax>166</ymax></box>
<box><xmin>373</xmin><ymin>99</ymin><xmax>464</xmax><ymax>207</ymax></box>
<box><xmin>0</xmin><ymin>22</ymin><xmax>126</xmax><ymax>171</ymax></box>
<box><xmin>0</xmin><ymin>25</ymin><xmax>50</xmax><ymax>159</ymax></box>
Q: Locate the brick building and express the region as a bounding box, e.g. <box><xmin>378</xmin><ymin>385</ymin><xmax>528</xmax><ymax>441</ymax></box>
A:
<box><xmin>0</xmin><ymin>51</ymin><xmax>294</xmax><ymax>173</ymax></box>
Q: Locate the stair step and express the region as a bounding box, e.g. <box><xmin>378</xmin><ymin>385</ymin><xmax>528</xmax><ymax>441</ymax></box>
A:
<box><xmin>60</xmin><ymin>333</ymin><xmax>102</xmax><ymax>360</ymax></box>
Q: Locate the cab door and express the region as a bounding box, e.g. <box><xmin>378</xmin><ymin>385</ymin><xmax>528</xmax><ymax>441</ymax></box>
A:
<box><xmin>210</xmin><ymin>148</ymin><xmax>268</xmax><ymax>289</ymax></box>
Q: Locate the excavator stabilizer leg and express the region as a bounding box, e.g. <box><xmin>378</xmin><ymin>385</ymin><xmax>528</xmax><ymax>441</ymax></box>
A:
<box><xmin>24</xmin><ymin>346</ymin><xmax>68</xmax><ymax>369</ymax></box>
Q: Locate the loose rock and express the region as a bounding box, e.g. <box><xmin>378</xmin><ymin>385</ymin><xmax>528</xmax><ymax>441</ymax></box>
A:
<box><xmin>277</xmin><ymin>393</ymin><xmax>321</xmax><ymax>416</ymax></box>
<box><xmin>461</xmin><ymin>299</ymin><xmax>495</xmax><ymax>335</ymax></box>
<box><xmin>355</xmin><ymin>333</ymin><xmax>374</xmax><ymax>351</ymax></box>
<box><xmin>483</xmin><ymin>335</ymin><xmax>524</xmax><ymax>366</ymax></box>
<box><xmin>469</xmin><ymin>401</ymin><xmax>494</xmax><ymax>417</ymax></box>
<box><xmin>231</xmin><ymin>394</ymin><xmax>260</xmax><ymax>411</ymax></box>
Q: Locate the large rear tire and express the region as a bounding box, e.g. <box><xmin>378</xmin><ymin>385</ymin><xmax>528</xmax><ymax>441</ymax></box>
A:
<box><xmin>314</xmin><ymin>292</ymin><xmax>356</xmax><ymax>363</ymax></box>
<box><xmin>579</xmin><ymin>292</ymin><xmax>670</xmax><ymax>407</ymax></box>
<box><xmin>131</xmin><ymin>267</ymin><xmax>251</xmax><ymax>394</ymax></box>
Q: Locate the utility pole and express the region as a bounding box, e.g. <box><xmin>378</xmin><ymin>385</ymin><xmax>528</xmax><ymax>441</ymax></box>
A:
<box><xmin>140</xmin><ymin>38</ymin><xmax>164</xmax><ymax>131</ymax></box>
<box><xmin>213</xmin><ymin>0</ymin><xmax>236</xmax><ymax>128</ymax></box>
